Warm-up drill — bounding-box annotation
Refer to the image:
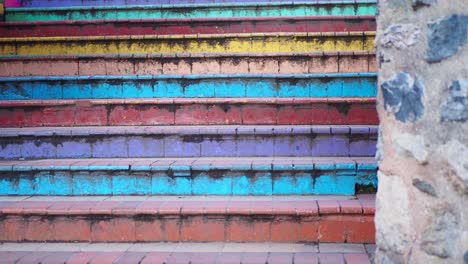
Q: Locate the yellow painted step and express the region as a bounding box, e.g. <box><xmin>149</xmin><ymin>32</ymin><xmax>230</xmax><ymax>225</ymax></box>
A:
<box><xmin>0</xmin><ymin>32</ymin><xmax>375</xmax><ymax>56</ymax></box>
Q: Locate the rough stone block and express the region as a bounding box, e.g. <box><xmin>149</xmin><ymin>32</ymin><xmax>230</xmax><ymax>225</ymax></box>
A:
<box><xmin>427</xmin><ymin>14</ymin><xmax>468</xmax><ymax>63</ymax></box>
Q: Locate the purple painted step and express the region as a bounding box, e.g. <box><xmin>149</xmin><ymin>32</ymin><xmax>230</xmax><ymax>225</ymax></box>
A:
<box><xmin>0</xmin><ymin>125</ymin><xmax>377</xmax><ymax>159</ymax></box>
<box><xmin>17</xmin><ymin>0</ymin><xmax>343</xmax><ymax>8</ymax></box>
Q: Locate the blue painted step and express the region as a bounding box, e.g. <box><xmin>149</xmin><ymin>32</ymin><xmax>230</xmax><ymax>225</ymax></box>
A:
<box><xmin>0</xmin><ymin>73</ymin><xmax>377</xmax><ymax>100</ymax></box>
<box><xmin>0</xmin><ymin>125</ymin><xmax>377</xmax><ymax>159</ymax></box>
<box><xmin>0</xmin><ymin>157</ymin><xmax>377</xmax><ymax>196</ymax></box>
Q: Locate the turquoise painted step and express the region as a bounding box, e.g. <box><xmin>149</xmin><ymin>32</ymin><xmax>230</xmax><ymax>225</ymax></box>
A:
<box><xmin>5</xmin><ymin>2</ymin><xmax>377</xmax><ymax>22</ymax></box>
<box><xmin>0</xmin><ymin>73</ymin><xmax>377</xmax><ymax>100</ymax></box>
<box><xmin>0</xmin><ymin>157</ymin><xmax>377</xmax><ymax>195</ymax></box>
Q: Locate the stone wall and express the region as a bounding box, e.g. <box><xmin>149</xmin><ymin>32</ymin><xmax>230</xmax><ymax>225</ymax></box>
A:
<box><xmin>375</xmin><ymin>1</ymin><xmax>467</xmax><ymax>263</ymax></box>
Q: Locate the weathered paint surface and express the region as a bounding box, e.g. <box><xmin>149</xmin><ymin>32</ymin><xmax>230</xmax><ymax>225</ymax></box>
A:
<box><xmin>356</xmin><ymin>163</ymin><xmax>378</xmax><ymax>188</ymax></box>
<box><xmin>0</xmin><ymin>16</ymin><xmax>376</xmax><ymax>37</ymax></box>
<box><xmin>0</xmin><ymin>51</ymin><xmax>378</xmax><ymax>77</ymax></box>
<box><xmin>0</xmin><ymin>32</ymin><xmax>375</xmax><ymax>56</ymax></box>
<box><xmin>0</xmin><ymin>74</ymin><xmax>377</xmax><ymax>100</ymax></box>
<box><xmin>0</xmin><ymin>159</ymin><xmax>377</xmax><ymax>195</ymax></box>
<box><xmin>0</xmin><ymin>0</ymin><xmax>379</xmax><ymax>198</ymax></box>
<box><xmin>0</xmin><ymin>98</ymin><xmax>379</xmax><ymax>127</ymax></box>
<box><xmin>5</xmin><ymin>2</ymin><xmax>377</xmax><ymax>22</ymax></box>
<box><xmin>0</xmin><ymin>126</ymin><xmax>377</xmax><ymax>159</ymax></box>
<box><xmin>4</xmin><ymin>0</ymin><xmax>20</xmax><ymax>8</ymax></box>
<box><xmin>0</xmin><ymin>197</ymin><xmax>376</xmax><ymax>243</ymax></box>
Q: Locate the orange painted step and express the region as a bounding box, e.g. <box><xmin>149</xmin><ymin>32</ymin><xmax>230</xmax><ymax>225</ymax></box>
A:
<box><xmin>0</xmin><ymin>195</ymin><xmax>375</xmax><ymax>243</ymax></box>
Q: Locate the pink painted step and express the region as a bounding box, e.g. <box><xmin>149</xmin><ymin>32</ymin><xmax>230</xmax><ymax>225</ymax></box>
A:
<box><xmin>0</xmin><ymin>242</ymin><xmax>375</xmax><ymax>264</ymax></box>
<box><xmin>0</xmin><ymin>51</ymin><xmax>377</xmax><ymax>77</ymax></box>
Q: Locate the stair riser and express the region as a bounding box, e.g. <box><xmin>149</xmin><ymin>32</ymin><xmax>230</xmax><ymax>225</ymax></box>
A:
<box><xmin>0</xmin><ymin>214</ymin><xmax>375</xmax><ymax>243</ymax></box>
<box><xmin>0</xmin><ymin>100</ymin><xmax>378</xmax><ymax>127</ymax></box>
<box><xmin>0</xmin><ymin>17</ymin><xmax>376</xmax><ymax>37</ymax></box>
<box><xmin>0</xmin><ymin>169</ymin><xmax>377</xmax><ymax>195</ymax></box>
<box><xmin>0</xmin><ymin>53</ymin><xmax>377</xmax><ymax>77</ymax></box>
<box><xmin>0</xmin><ymin>33</ymin><xmax>375</xmax><ymax>56</ymax></box>
<box><xmin>5</xmin><ymin>3</ymin><xmax>377</xmax><ymax>22</ymax></box>
<box><xmin>0</xmin><ymin>75</ymin><xmax>377</xmax><ymax>100</ymax></box>
<box><xmin>0</xmin><ymin>134</ymin><xmax>377</xmax><ymax>159</ymax></box>
<box><xmin>17</xmin><ymin>0</ymin><xmax>374</xmax><ymax>7</ymax></box>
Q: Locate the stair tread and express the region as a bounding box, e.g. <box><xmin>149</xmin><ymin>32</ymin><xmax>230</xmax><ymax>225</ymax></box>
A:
<box><xmin>1</xmin><ymin>31</ymin><xmax>376</xmax><ymax>41</ymax></box>
<box><xmin>0</xmin><ymin>125</ymin><xmax>378</xmax><ymax>137</ymax></box>
<box><xmin>1</xmin><ymin>72</ymin><xmax>377</xmax><ymax>79</ymax></box>
<box><xmin>0</xmin><ymin>242</ymin><xmax>374</xmax><ymax>253</ymax></box>
<box><xmin>0</xmin><ymin>157</ymin><xmax>377</xmax><ymax>170</ymax></box>
<box><xmin>0</xmin><ymin>243</ymin><xmax>374</xmax><ymax>264</ymax></box>
<box><xmin>8</xmin><ymin>1</ymin><xmax>377</xmax><ymax>9</ymax></box>
<box><xmin>0</xmin><ymin>97</ymin><xmax>377</xmax><ymax>106</ymax></box>
<box><xmin>0</xmin><ymin>194</ymin><xmax>375</xmax><ymax>216</ymax></box>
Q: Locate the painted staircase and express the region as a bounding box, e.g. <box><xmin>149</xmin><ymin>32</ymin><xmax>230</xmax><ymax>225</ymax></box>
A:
<box><xmin>0</xmin><ymin>0</ymin><xmax>378</xmax><ymax>263</ymax></box>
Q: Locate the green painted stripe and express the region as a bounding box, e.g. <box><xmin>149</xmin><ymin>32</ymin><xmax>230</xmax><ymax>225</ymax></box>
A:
<box><xmin>5</xmin><ymin>2</ymin><xmax>377</xmax><ymax>22</ymax></box>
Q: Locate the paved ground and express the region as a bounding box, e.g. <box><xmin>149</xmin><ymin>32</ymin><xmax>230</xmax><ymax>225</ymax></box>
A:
<box><xmin>0</xmin><ymin>195</ymin><xmax>357</xmax><ymax>202</ymax></box>
<box><xmin>0</xmin><ymin>243</ymin><xmax>376</xmax><ymax>264</ymax></box>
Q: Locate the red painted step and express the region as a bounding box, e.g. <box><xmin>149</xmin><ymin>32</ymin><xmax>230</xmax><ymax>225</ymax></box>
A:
<box><xmin>0</xmin><ymin>16</ymin><xmax>376</xmax><ymax>37</ymax></box>
<box><xmin>0</xmin><ymin>98</ymin><xmax>378</xmax><ymax>127</ymax></box>
<box><xmin>0</xmin><ymin>195</ymin><xmax>375</xmax><ymax>243</ymax></box>
<box><xmin>0</xmin><ymin>242</ymin><xmax>375</xmax><ymax>264</ymax></box>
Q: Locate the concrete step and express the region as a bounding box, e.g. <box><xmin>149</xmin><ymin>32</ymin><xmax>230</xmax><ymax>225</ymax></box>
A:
<box><xmin>0</xmin><ymin>157</ymin><xmax>377</xmax><ymax>195</ymax></box>
<box><xmin>0</xmin><ymin>73</ymin><xmax>377</xmax><ymax>100</ymax></box>
<box><xmin>0</xmin><ymin>32</ymin><xmax>375</xmax><ymax>56</ymax></box>
<box><xmin>0</xmin><ymin>195</ymin><xmax>376</xmax><ymax>243</ymax></box>
<box><xmin>5</xmin><ymin>2</ymin><xmax>377</xmax><ymax>22</ymax></box>
<box><xmin>0</xmin><ymin>125</ymin><xmax>377</xmax><ymax>159</ymax></box>
<box><xmin>0</xmin><ymin>16</ymin><xmax>376</xmax><ymax>37</ymax></box>
<box><xmin>0</xmin><ymin>51</ymin><xmax>377</xmax><ymax>77</ymax></box>
<box><xmin>0</xmin><ymin>98</ymin><xmax>378</xmax><ymax>127</ymax></box>
<box><xmin>0</xmin><ymin>242</ymin><xmax>375</xmax><ymax>264</ymax></box>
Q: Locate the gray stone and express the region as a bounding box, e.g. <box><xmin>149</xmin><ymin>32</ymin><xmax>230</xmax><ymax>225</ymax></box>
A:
<box><xmin>376</xmin><ymin>126</ymin><xmax>384</xmax><ymax>163</ymax></box>
<box><xmin>412</xmin><ymin>0</ymin><xmax>435</xmax><ymax>10</ymax></box>
<box><xmin>412</xmin><ymin>179</ymin><xmax>437</xmax><ymax>197</ymax></box>
<box><xmin>427</xmin><ymin>14</ymin><xmax>468</xmax><ymax>63</ymax></box>
<box><xmin>392</xmin><ymin>132</ymin><xmax>428</xmax><ymax>163</ymax></box>
<box><xmin>376</xmin><ymin>172</ymin><xmax>412</xmax><ymax>255</ymax></box>
<box><xmin>441</xmin><ymin>80</ymin><xmax>468</xmax><ymax>122</ymax></box>
<box><xmin>421</xmin><ymin>210</ymin><xmax>459</xmax><ymax>258</ymax></box>
<box><xmin>378</xmin><ymin>51</ymin><xmax>392</xmax><ymax>68</ymax></box>
<box><xmin>438</xmin><ymin>140</ymin><xmax>468</xmax><ymax>192</ymax></box>
<box><xmin>381</xmin><ymin>24</ymin><xmax>421</xmax><ymax>49</ymax></box>
<box><xmin>381</xmin><ymin>72</ymin><xmax>425</xmax><ymax>123</ymax></box>
<box><xmin>375</xmin><ymin>249</ymin><xmax>406</xmax><ymax>264</ymax></box>
<box><xmin>387</xmin><ymin>0</ymin><xmax>411</xmax><ymax>9</ymax></box>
